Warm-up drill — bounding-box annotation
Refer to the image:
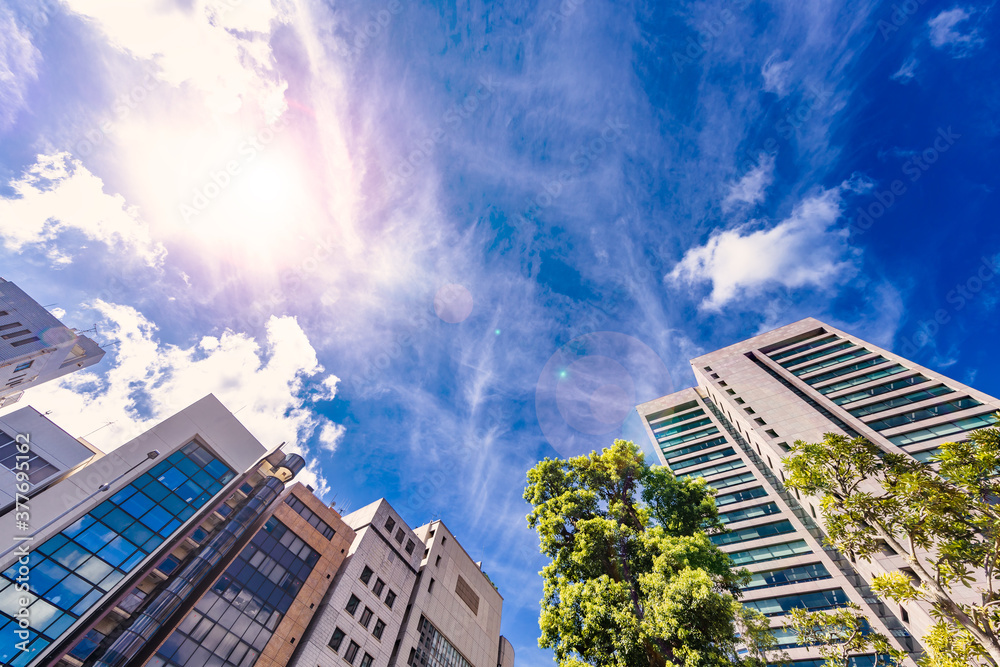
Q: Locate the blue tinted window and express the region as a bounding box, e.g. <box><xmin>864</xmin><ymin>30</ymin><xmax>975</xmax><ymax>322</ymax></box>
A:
<box><xmin>0</xmin><ymin>441</ymin><xmax>233</xmax><ymax>653</ymax></box>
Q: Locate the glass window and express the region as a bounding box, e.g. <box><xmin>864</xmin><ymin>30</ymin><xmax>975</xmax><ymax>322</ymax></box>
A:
<box><xmin>818</xmin><ymin>364</ymin><xmax>907</xmax><ymax>394</ymax></box>
<box><xmin>329</xmin><ymin>627</ymin><xmax>346</xmax><ymax>651</ymax></box>
<box><xmin>361</xmin><ymin>653</ymin><xmax>374</xmax><ymax>667</ymax></box>
<box><xmin>710</xmin><ymin>520</ymin><xmax>796</xmax><ymax>546</ymax></box>
<box><xmin>661</xmin><ymin>436</ymin><xmax>728</xmax><ymax>461</ymax></box>
<box><xmin>832</xmin><ymin>374</ymin><xmax>928</xmax><ymax>405</ymax></box>
<box><xmin>718</xmin><ymin>502</ymin><xmax>781</xmax><ymax>525</ymax></box>
<box><xmin>790</xmin><ymin>347</ymin><xmax>868</xmax><ymax>376</ymax></box>
<box><xmin>846</xmin><ymin>383</ymin><xmax>949</xmax><ymax>415</ymax></box>
<box><xmin>385</xmin><ymin>590</ymin><xmax>396</xmax><ymax>609</ymax></box>
<box><xmin>658</xmin><ymin>426</ymin><xmax>721</xmax><ymax>449</ymax></box>
<box><xmin>728</xmin><ymin>540</ymin><xmax>812</xmax><ymax>566</ymax></box>
<box><xmin>668</xmin><ymin>448</ymin><xmax>736</xmax><ymax>472</ymax></box>
<box><xmin>743</xmin><ymin>563</ymin><xmax>832</xmax><ymax>591</ymax></box>
<box><xmin>373</xmin><ymin>618</ymin><xmax>386</xmax><ymax>640</ymax></box>
<box><xmin>345</xmin><ymin>640</ymin><xmax>361</xmax><ymax>664</ymax></box>
<box><xmin>715</xmin><ymin>486</ymin><xmax>767</xmax><ymax>507</ymax></box>
<box><xmin>0</xmin><ymin>440</ymin><xmax>233</xmax><ymax>653</ymax></box>
<box><xmin>405</xmin><ymin>540</ymin><xmax>415</xmax><ymax>555</ymax></box>
<box><xmin>769</xmin><ymin>334</ymin><xmax>840</xmax><ymax>361</ymax></box>
<box><xmin>373</xmin><ymin>578</ymin><xmax>385</xmax><ymax>596</ymax></box>
<box><xmin>346</xmin><ymin>594</ymin><xmax>361</xmax><ymax>615</ymax></box>
<box><xmin>706</xmin><ymin>471</ymin><xmax>756</xmax><ymax>491</ymax></box>
<box><xmin>779</xmin><ymin>340</ymin><xmax>855</xmax><ymax>368</ymax></box>
<box><xmin>890</xmin><ymin>413</ymin><xmax>999</xmax><ymax>447</ymax></box>
<box><xmin>866</xmin><ymin>397</ymin><xmax>983</xmax><ymax>431</ymax></box>
<box><xmin>744</xmin><ymin>588</ymin><xmax>850</xmax><ymax>616</ymax></box>
<box><xmin>360</xmin><ymin>607</ymin><xmax>373</xmax><ymax>629</ymax></box>
<box><xmin>360</xmin><ymin>566</ymin><xmax>374</xmax><ymax>585</ymax></box>
<box><xmin>653</xmin><ymin>417</ymin><xmax>714</xmax><ymax>439</ymax></box>
<box><xmin>675</xmin><ymin>459</ymin><xmax>747</xmax><ymax>481</ymax></box>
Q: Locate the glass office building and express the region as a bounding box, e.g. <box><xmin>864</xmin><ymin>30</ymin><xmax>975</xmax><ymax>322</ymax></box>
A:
<box><xmin>637</xmin><ymin>317</ymin><xmax>1000</xmax><ymax>666</ymax></box>
<box><xmin>0</xmin><ymin>442</ymin><xmax>234</xmax><ymax>667</ymax></box>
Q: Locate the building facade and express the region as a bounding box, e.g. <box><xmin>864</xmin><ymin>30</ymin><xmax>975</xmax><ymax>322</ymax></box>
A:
<box><xmin>0</xmin><ymin>278</ymin><xmax>105</xmax><ymax>406</ymax></box>
<box><xmin>637</xmin><ymin>317</ymin><xmax>1000</xmax><ymax>665</ymax></box>
<box><xmin>0</xmin><ymin>395</ymin><xmax>513</xmax><ymax>667</ymax></box>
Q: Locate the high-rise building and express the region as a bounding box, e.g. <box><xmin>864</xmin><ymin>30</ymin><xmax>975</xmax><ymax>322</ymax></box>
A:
<box><xmin>0</xmin><ymin>395</ymin><xmax>513</xmax><ymax>667</ymax></box>
<box><xmin>637</xmin><ymin>317</ymin><xmax>1000</xmax><ymax>665</ymax></box>
<box><xmin>0</xmin><ymin>278</ymin><xmax>105</xmax><ymax>407</ymax></box>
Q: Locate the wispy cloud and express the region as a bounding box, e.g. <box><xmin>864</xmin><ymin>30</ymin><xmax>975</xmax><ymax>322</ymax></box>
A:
<box><xmin>722</xmin><ymin>153</ymin><xmax>776</xmax><ymax>211</ymax></box>
<box><xmin>7</xmin><ymin>302</ymin><xmax>343</xmax><ymax>496</ymax></box>
<box><xmin>891</xmin><ymin>56</ymin><xmax>919</xmax><ymax>83</ymax></box>
<box><xmin>669</xmin><ymin>184</ymin><xmax>861</xmax><ymax>310</ymax></box>
<box><xmin>0</xmin><ymin>4</ymin><xmax>40</xmax><ymax>131</ymax></box>
<box><xmin>0</xmin><ymin>152</ymin><xmax>165</xmax><ymax>265</ymax></box>
<box><xmin>928</xmin><ymin>7</ymin><xmax>985</xmax><ymax>56</ymax></box>
<box><xmin>63</xmin><ymin>0</ymin><xmax>290</xmax><ymax>118</ymax></box>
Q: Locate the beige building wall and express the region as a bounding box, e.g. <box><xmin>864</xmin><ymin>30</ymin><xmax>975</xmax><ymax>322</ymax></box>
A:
<box><xmin>639</xmin><ymin>317</ymin><xmax>1000</xmax><ymax>663</ymax></box>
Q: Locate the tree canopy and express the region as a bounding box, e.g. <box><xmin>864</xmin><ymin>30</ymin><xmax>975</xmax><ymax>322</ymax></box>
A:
<box><xmin>784</xmin><ymin>421</ymin><xmax>1000</xmax><ymax>667</ymax></box>
<box><xmin>523</xmin><ymin>439</ymin><xmax>773</xmax><ymax>667</ymax></box>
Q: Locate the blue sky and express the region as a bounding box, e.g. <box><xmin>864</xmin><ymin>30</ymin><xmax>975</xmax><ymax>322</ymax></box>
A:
<box><xmin>1</xmin><ymin>0</ymin><xmax>999</xmax><ymax>664</ymax></box>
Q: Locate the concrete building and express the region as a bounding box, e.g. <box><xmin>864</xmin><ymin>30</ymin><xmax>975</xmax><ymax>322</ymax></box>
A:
<box><xmin>288</xmin><ymin>501</ymin><xmax>512</xmax><ymax>667</ymax></box>
<box><xmin>0</xmin><ymin>407</ymin><xmax>102</xmax><ymax>511</ymax></box>
<box><xmin>637</xmin><ymin>317</ymin><xmax>1000</xmax><ymax>665</ymax></box>
<box><xmin>0</xmin><ymin>395</ymin><xmax>513</xmax><ymax>667</ymax></box>
<box><xmin>0</xmin><ymin>278</ymin><xmax>105</xmax><ymax>406</ymax></box>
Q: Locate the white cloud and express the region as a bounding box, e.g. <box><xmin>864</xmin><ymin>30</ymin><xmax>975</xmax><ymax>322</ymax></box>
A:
<box><xmin>63</xmin><ymin>0</ymin><xmax>289</xmax><ymax>118</ymax></box>
<box><xmin>0</xmin><ymin>152</ymin><xmax>165</xmax><ymax>265</ymax></box>
<box><xmin>318</xmin><ymin>422</ymin><xmax>346</xmax><ymax>452</ymax></box>
<box><xmin>891</xmin><ymin>56</ymin><xmax>919</xmax><ymax>83</ymax></box>
<box><xmin>722</xmin><ymin>153</ymin><xmax>776</xmax><ymax>212</ymax></box>
<box><xmin>670</xmin><ymin>184</ymin><xmax>859</xmax><ymax>310</ymax></box>
<box><xmin>928</xmin><ymin>7</ymin><xmax>984</xmax><ymax>56</ymax></box>
<box><xmin>0</xmin><ymin>5</ymin><xmax>41</xmax><ymax>131</ymax></box>
<box><xmin>761</xmin><ymin>53</ymin><xmax>793</xmax><ymax>96</ymax></box>
<box><xmin>9</xmin><ymin>302</ymin><xmax>343</xmax><ymax>496</ymax></box>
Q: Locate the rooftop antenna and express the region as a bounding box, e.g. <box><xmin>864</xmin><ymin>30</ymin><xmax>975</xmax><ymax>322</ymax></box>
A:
<box><xmin>83</xmin><ymin>421</ymin><xmax>116</xmax><ymax>438</ymax></box>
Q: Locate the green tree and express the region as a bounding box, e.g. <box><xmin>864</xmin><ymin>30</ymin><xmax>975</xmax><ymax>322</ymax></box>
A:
<box><xmin>783</xmin><ymin>421</ymin><xmax>1000</xmax><ymax>666</ymax></box>
<box><xmin>523</xmin><ymin>439</ymin><xmax>776</xmax><ymax>667</ymax></box>
<box><xmin>785</xmin><ymin>603</ymin><xmax>905</xmax><ymax>667</ymax></box>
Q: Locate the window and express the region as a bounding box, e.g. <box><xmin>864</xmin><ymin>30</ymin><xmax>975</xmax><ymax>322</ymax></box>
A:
<box><xmin>764</xmin><ymin>429</ymin><xmax>778</xmax><ymax>438</ymax></box>
<box><xmin>405</xmin><ymin>539</ymin><xmax>415</xmax><ymax>555</ymax></box>
<box><xmin>668</xmin><ymin>447</ymin><xmax>736</xmax><ymax>472</ymax></box>
<box><xmin>718</xmin><ymin>502</ymin><xmax>781</xmax><ymax>525</ymax></box>
<box><xmin>753</xmin><ymin>418</ymin><xmax>766</xmax><ymax>426</ymax></box>
<box><xmin>361</xmin><ymin>653</ymin><xmax>374</xmax><ymax>667</ymax></box>
<box><xmin>345</xmin><ymin>640</ymin><xmax>360</xmax><ymax>664</ymax></box>
<box><xmin>435</xmin><ymin>555</ymin><xmax>441</xmax><ymax>566</ymax></box>
<box><xmin>360</xmin><ymin>607</ymin><xmax>373</xmax><ymax>628</ymax></box>
<box><xmin>674</xmin><ymin>458</ymin><xmax>747</xmax><ymax>481</ymax></box>
<box><xmin>373</xmin><ymin>578</ymin><xmax>385</xmax><ymax>596</ymax></box>
<box><xmin>441</xmin><ymin>537</ymin><xmax>447</xmax><ymax>545</ymax></box>
<box><xmin>744</xmin><ymin>407</ymin><xmax>755</xmax><ymax>414</ymax></box>
<box><xmin>0</xmin><ymin>430</ymin><xmax>59</xmax><ymax>483</ymax></box>
<box><xmin>13</xmin><ymin>361</ymin><xmax>32</xmax><ymax>372</ymax></box>
<box><xmin>743</xmin><ymin>562</ymin><xmax>832</xmax><ymax>591</ymax></box>
<box><xmin>710</xmin><ymin>373</ymin><xmax>719</xmax><ymax>379</ymax></box>
<box><xmin>709</xmin><ymin>519</ymin><xmax>796</xmax><ymax>546</ymax></box>
<box><xmin>866</xmin><ymin>397</ymin><xmax>984</xmax><ymax>432</ymax></box>
<box><xmin>428</xmin><ymin>578</ymin><xmax>435</xmax><ymax>593</ymax></box>
<box><xmin>726</xmin><ymin>388</ymin><xmax>735</xmax><ymax>395</ymax></box>
<box><xmin>704</xmin><ymin>366</ymin><xmax>712</xmax><ymax>371</ymax></box>
<box><xmin>384</xmin><ymin>589</ymin><xmax>396</xmax><ymax>609</ymax></box>
<box><xmin>373</xmin><ymin>618</ymin><xmax>385</xmax><ymax>640</ymax></box>
<box><xmin>329</xmin><ymin>627</ymin><xmax>346</xmax><ymax>651</ymax></box>
<box><xmin>889</xmin><ymin>412</ymin><xmax>999</xmax><ymax>447</ymax></box>
<box><xmin>11</xmin><ymin>336</ymin><xmax>40</xmax><ymax>347</ymax></box>
<box><xmin>661</xmin><ymin>436</ymin><xmax>728</xmax><ymax>461</ymax></box>
<box><xmin>395</xmin><ymin>528</ymin><xmax>405</xmax><ymax>544</ymax></box>
<box><xmin>360</xmin><ymin>565</ymin><xmax>374</xmax><ymax>584</ymax></box>
<box><xmin>810</xmin><ymin>505</ymin><xmax>817</xmax><ymax>519</ymax></box>
<box><xmin>743</xmin><ymin>588</ymin><xmax>850</xmax><ymax>617</ymax></box>
<box><xmin>719</xmin><ymin>381</ymin><xmax>727</xmax><ymax>386</ymax></box>
<box><xmin>2</xmin><ymin>329</ymin><xmax>32</xmax><ymax>339</ymax></box>
<box><xmin>818</xmin><ymin>364</ymin><xmax>907</xmax><ymax>394</ymax></box>
<box><xmin>284</xmin><ymin>495</ymin><xmax>336</xmax><ymax>539</ymax></box>
<box><xmin>346</xmin><ymin>594</ymin><xmax>361</xmax><ymax>615</ymax></box>
<box><xmin>423</xmin><ymin>547</ymin><xmax>429</xmax><ymax>558</ymax></box>
<box><xmin>385</xmin><ymin>516</ymin><xmax>396</xmax><ymax>533</ymax></box>
<box><xmin>0</xmin><ymin>322</ymin><xmax>24</xmax><ymax>332</ymax></box>
<box><xmin>728</xmin><ymin>539</ymin><xmax>812</xmax><ymax>566</ymax></box>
